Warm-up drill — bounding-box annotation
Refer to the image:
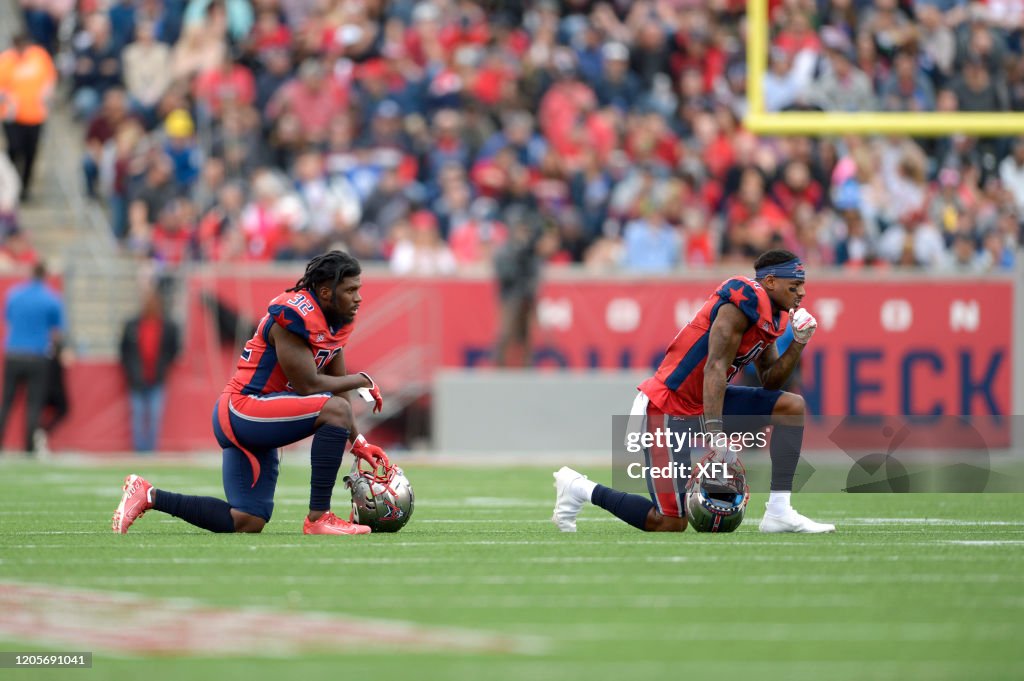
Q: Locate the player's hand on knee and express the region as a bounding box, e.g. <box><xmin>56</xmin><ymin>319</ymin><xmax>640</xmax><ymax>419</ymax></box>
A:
<box><xmin>789</xmin><ymin>307</ymin><xmax>817</xmax><ymax>344</ymax></box>
<box><xmin>356</xmin><ymin>372</ymin><xmax>383</xmax><ymax>413</ymax></box>
<box><xmin>351</xmin><ymin>434</ymin><xmax>390</xmax><ymax>469</ymax></box>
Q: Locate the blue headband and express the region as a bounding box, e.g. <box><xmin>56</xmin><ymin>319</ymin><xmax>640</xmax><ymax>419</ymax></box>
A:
<box><xmin>755</xmin><ymin>258</ymin><xmax>806</xmax><ymax>281</ymax></box>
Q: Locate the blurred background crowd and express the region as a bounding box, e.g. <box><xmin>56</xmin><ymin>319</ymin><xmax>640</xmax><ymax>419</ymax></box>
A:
<box><xmin>4</xmin><ymin>0</ymin><xmax>1023</xmax><ymax>275</ymax></box>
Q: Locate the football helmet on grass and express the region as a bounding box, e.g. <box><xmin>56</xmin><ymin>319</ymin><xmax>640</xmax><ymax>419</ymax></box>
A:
<box><xmin>344</xmin><ymin>460</ymin><xmax>415</xmax><ymax>532</ymax></box>
<box><xmin>684</xmin><ymin>453</ymin><xmax>749</xmax><ymax>533</ymax></box>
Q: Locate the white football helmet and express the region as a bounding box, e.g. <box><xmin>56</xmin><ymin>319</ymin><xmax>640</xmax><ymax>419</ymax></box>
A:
<box><xmin>344</xmin><ymin>460</ymin><xmax>415</xmax><ymax>532</ymax></box>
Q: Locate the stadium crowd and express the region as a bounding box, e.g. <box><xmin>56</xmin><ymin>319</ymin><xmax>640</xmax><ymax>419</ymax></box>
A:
<box><xmin>9</xmin><ymin>0</ymin><xmax>1024</xmax><ymax>273</ymax></box>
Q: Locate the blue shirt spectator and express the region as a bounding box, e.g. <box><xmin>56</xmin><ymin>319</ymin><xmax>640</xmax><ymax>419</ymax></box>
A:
<box><xmin>5</xmin><ymin>265</ymin><xmax>64</xmax><ymax>356</ymax></box>
<box><xmin>108</xmin><ymin>0</ymin><xmax>138</xmax><ymax>51</ymax></box>
<box><xmin>0</xmin><ymin>263</ymin><xmax>64</xmax><ymax>454</ymax></box>
<box><xmin>621</xmin><ymin>212</ymin><xmax>681</xmax><ymax>272</ymax></box>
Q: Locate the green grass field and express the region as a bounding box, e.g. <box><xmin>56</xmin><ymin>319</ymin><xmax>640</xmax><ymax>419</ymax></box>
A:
<box><xmin>1</xmin><ymin>459</ymin><xmax>1022</xmax><ymax>680</ymax></box>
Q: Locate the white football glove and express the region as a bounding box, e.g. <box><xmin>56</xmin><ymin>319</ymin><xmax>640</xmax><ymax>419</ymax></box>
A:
<box><xmin>790</xmin><ymin>307</ymin><xmax>817</xmax><ymax>344</ymax></box>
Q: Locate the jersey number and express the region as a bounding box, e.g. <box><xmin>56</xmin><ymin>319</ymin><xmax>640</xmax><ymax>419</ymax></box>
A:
<box><xmin>287</xmin><ymin>294</ymin><xmax>316</xmax><ymax>316</ymax></box>
<box><xmin>283</xmin><ymin>349</ymin><xmax>338</xmax><ymax>392</ymax></box>
<box><xmin>727</xmin><ymin>341</ymin><xmax>765</xmax><ymax>381</ymax></box>
<box><xmin>314</xmin><ymin>348</ymin><xmax>337</xmax><ymax>370</ymax></box>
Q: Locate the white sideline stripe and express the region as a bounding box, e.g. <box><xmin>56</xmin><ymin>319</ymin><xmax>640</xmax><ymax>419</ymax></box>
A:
<box><xmin>0</xmin><ymin>581</ymin><xmax>545</xmax><ymax>656</ymax></box>
<box><xmin>228</xmin><ymin>400</ymin><xmax>321</xmax><ymax>423</ymax></box>
<box><xmin>247</xmin><ymin>392</ymin><xmax>332</xmax><ymax>401</ymax></box>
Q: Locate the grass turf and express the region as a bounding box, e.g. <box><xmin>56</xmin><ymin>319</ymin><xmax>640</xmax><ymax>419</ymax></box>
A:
<box><xmin>0</xmin><ymin>458</ymin><xmax>1022</xmax><ymax>680</ymax></box>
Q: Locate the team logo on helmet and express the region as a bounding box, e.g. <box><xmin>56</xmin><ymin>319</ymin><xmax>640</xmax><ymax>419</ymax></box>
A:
<box><xmin>381</xmin><ymin>500</ymin><xmax>404</xmax><ymax>521</ymax></box>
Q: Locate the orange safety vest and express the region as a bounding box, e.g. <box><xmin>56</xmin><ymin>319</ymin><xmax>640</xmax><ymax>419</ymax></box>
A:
<box><xmin>0</xmin><ymin>46</ymin><xmax>57</xmax><ymax>125</ymax></box>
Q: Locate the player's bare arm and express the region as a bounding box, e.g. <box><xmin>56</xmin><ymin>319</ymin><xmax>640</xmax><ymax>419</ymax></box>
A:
<box><xmin>702</xmin><ymin>303</ymin><xmax>747</xmax><ymax>428</ymax></box>
<box><xmin>325</xmin><ymin>349</ymin><xmax>352</xmax><ymax>401</ymax></box>
<box><xmin>324</xmin><ymin>349</ymin><xmax>361</xmax><ymax>442</ymax></box>
<box><xmin>269</xmin><ymin>324</ymin><xmax>371</xmax><ymax>396</ymax></box>
<box><xmin>755</xmin><ymin>339</ymin><xmax>805</xmax><ymax>390</ymax></box>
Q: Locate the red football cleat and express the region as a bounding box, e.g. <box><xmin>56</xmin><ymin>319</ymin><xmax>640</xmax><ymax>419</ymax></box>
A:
<box><xmin>303</xmin><ymin>511</ymin><xmax>371</xmax><ymax>535</ymax></box>
<box><xmin>112</xmin><ymin>474</ymin><xmax>154</xmax><ymax>534</ymax></box>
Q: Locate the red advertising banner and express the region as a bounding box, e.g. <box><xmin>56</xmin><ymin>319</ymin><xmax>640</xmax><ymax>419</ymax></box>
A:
<box><xmin>188</xmin><ymin>272</ymin><xmax>1013</xmax><ymax>418</ymax></box>
<box><xmin>0</xmin><ymin>272</ymin><xmax>1012</xmax><ymax>452</ymax></box>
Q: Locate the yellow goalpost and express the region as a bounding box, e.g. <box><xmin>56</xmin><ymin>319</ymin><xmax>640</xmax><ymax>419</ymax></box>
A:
<box><xmin>743</xmin><ymin>0</ymin><xmax>1024</xmax><ymax>136</ymax></box>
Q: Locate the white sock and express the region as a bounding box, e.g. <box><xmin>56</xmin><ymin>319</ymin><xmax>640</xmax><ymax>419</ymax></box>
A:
<box><xmin>573</xmin><ymin>476</ymin><xmax>597</xmax><ymax>502</ymax></box>
<box><xmin>767</xmin><ymin>491</ymin><xmax>791</xmax><ymax>513</ymax></box>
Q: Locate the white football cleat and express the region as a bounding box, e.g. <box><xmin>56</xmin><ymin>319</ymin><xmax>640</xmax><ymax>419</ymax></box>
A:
<box><xmin>758</xmin><ymin>505</ymin><xmax>836</xmax><ymax>534</ymax></box>
<box><xmin>552</xmin><ymin>466</ymin><xmax>588</xmax><ymax>532</ymax></box>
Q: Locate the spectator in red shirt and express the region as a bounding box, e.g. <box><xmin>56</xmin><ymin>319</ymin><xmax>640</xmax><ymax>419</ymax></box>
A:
<box><xmin>238</xmin><ymin>169</ymin><xmax>296</xmax><ymax>260</ymax></box>
<box><xmin>725</xmin><ymin>168</ymin><xmax>793</xmax><ymax>256</ymax></box>
<box><xmin>266</xmin><ymin>58</ymin><xmax>348</xmax><ymax>146</ymax></box>
<box><xmin>470</xmin><ymin>47</ymin><xmax>517</xmax><ymax>108</ymax></box>
<box><xmin>197</xmin><ymin>181</ymin><xmax>246</xmax><ymax>262</ymax></box>
<box><xmin>249</xmin><ymin>9</ymin><xmax>292</xmax><ymax>58</ymax></box>
<box><xmin>151</xmin><ymin>197</ymin><xmax>197</xmax><ymax>266</ymax></box>
<box><xmin>773</xmin><ymin>10</ymin><xmax>823</xmax><ymax>57</ymax></box>
<box><xmin>193</xmin><ymin>53</ymin><xmax>256</xmax><ymax>118</ymax></box>
<box><xmin>449</xmin><ymin>197</ymin><xmax>508</xmax><ymax>267</ymax></box>
<box><xmin>538</xmin><ymin>51</ymin><xmax>598</xmax><ymax>168</ymax></box>
<box><xmin>0</xmin><ymin>229</ymin><xmax>40</xmax><ymax>269</ymax></box>
<box><xmin>471</xmin><ymin>146</ymin><xmax>517</xmax><ymax>199</ymax></box>
<box><xmin>772</xmin><ymin>160</ymin><xmax>824</xmax><ymax>214</ymax></box>
<box><xmin>119</xmin><ymin>287</ymin><xmax>180</xmax><ymax>453</ymax></box>
<box><xmin>82</xmin><ymin>88</ymin><xmax>140</xmax><ymax>197</ymax></box>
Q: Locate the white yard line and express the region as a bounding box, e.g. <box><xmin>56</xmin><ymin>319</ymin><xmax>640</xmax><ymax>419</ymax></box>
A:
<box><xmin>943</xmin><ymin>540</ymin><xmax>1024</xmax><ymax>546</ymax></box>
<box><xmin>838</xmin><ymin>518</ymin><xmax>1024</xmax><ymax>526</ymax></box>
<box><xmin>2</xmin><ymin>552</ymin><xmax>1013</xmax><ymax>569</ymax></box>
<box><xmin>14</xmin><ymin>571</ymin><xmax>1020</xmax><ymax>587</ymax></box>
<box><xmin>5</xmin><ymin>538</ymin><xmax>1024</xmax><ymax>550</ymax></box>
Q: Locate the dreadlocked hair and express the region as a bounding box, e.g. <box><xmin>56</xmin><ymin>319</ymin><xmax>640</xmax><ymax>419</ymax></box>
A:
<box><xmin>288</xmin><ymin>251</ymin><xmax>362</xmax><ymax>294</ymax></box>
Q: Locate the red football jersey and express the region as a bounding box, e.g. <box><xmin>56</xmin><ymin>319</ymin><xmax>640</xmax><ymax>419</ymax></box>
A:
<box><xmin>638</xmin><ymin>276</ymin><xmax>789</xmax><ymax>415</ymax></box>
<box><xmin>225</xmin><ymin>289</ymin><xmax>354</xmax><ymax>395</ymax></box>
